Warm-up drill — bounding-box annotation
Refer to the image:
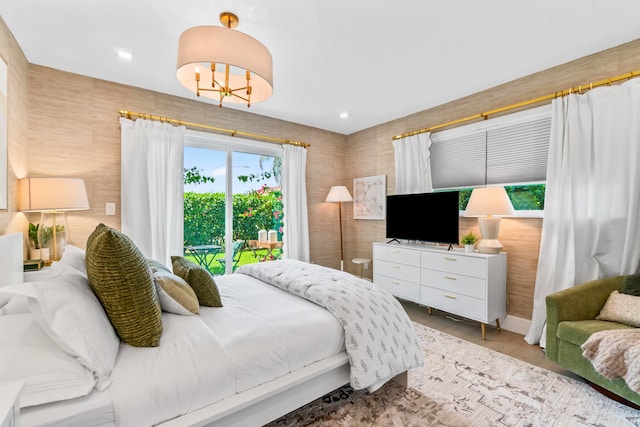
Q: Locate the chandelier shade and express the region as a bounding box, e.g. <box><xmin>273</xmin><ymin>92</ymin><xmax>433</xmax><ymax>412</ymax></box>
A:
<box><xmin>176</xmin><ymin>13</ymin><xmax>273</xmax><ymax>108</ymax></box>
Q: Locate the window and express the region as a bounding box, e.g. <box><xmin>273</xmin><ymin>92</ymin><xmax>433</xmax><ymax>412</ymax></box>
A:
<box><xmin>429</xmin><ymin>105</ymin><xmax>550</xmax><ymax>215</ymax></box>
<box><xmin>183</xmin><ymin>131</ymin><xmax>283</xmax><ymax>274</ymax></box>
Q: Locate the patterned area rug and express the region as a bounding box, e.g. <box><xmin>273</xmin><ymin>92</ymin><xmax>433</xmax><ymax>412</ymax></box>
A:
<box><xmin>267</xmin><ymin>323</ymin><xmax>640</xmax><ymax>427</ymax></box>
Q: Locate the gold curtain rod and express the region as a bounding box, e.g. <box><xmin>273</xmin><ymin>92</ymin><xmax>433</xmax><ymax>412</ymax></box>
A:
<box><xmin>118</xmin><ymin>110</ymin><xmax>310</xmax><ymax>148</ymax></box>
<box><xmin>392</xmin><ymin>70</ymin><xmax>640</xmax><ymax>141</ymax></box>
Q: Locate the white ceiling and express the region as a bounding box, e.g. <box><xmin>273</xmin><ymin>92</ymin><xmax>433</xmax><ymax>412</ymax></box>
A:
<box><xmin>2</xmin><ymin>1</ymin><xmax>640</xmax><ymax>135</ymax></box>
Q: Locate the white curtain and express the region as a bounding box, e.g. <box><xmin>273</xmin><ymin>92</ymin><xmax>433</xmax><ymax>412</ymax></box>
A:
<box><xmin>120</xmin><ymin>118</ymin><xmax>185</xmax><ymax>267</ymax></box>
<box><xmin>392</xmin><ymin>133</ymin><xmax>433</xmax><ymax>194</ymax></box>
<box><xmin>281</xmin><ymin>145</ymin><xmax>310</xmax><ymax>262</ymax></box>
<box><xmin>525</xmin><ymin>79</ymin><xmax>640</xmax><ymax>346</ymax></box>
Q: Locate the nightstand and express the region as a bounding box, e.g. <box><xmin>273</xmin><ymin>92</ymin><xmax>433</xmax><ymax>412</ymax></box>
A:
<box><xmin>0</xmin><ymin>381</ymin><xmax>24</xmax><ymax>427</ymax></box>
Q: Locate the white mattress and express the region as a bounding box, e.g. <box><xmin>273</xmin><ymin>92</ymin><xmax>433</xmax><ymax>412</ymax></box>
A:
<box><xmin>19</xmin><ymin>272</ymin><xmax>345</xmax><ymax>427</ymax></box>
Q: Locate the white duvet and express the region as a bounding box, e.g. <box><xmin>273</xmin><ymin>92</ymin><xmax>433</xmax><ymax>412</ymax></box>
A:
<box><xmin>109</xmin><ymin>273</ymin><xmax>344</xmax><ymax>427</ymax></box>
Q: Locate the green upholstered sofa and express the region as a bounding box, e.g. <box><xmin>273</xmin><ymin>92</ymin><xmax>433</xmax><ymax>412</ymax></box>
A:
<box><xmin>546</xmin><ymin>276</ymin><xmax>640</xmax><ymax>406</ymax></box>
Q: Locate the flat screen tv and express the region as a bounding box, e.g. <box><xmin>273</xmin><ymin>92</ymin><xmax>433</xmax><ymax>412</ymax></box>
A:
<box><xmin>385</xmin><ymin>191</ymin><xmax>459</xmax><ymax>245</ymax></box>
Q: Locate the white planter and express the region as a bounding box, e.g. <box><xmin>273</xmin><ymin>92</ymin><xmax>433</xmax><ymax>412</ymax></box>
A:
<box><xmin>464</xmin><ymin>244</ymin><xmax>475</xmax><ymax>253</ymax></box>
<box><xmin>29</xmin><ymin>247</ymin><xmax>50</xmax><ymax>260</ymax></box>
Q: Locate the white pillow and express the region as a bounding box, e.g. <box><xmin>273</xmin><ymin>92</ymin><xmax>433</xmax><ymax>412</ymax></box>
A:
<box><xmin>0</xmin><ymin>264</ymin><xmax>120</xmax><ymax>390</ymax></box>
<box><xmin>59</xmin><ymin>245</ymin><xmax>87</xmax><ymax>274</ymax></box>
<box><xmin>0</xmin><ymin>313</ymin><xmax>95</xmax><ymax>407</ymax></box>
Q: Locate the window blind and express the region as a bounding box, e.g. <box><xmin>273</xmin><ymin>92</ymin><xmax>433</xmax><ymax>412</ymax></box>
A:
<box><xmin>430</xmin><ymin>107</ymin><xmax>551</xmax><ymax>189</ymax></box>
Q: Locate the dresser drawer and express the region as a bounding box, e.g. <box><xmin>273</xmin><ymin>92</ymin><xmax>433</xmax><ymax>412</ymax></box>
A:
<box><xmin>421</xmin><ymin>268</ymin><xmax>487</xmax><ymax>300</ymax></box>
<box><xmin>420</xmin><ymin>286</ymin><xmax>487</xmax><ymax>322</ymax></box>
<box><xmin>374</xmin><ymin>245</ymin><xmax>420</xmax><ymax>266</ymax></box>
<box><xmin>375</xmin><ymin>274</ymin><xmax>420</xmax><ymax>302</ymax></box>
<box><xmin>374</xmin><ymin>259</ymin><xmax>420</xmax><ymax>283</ymax></box>
<box><xmin>420</xmin><ymin>251</ymin><xmax>486</xmax><ymax>278</ymax></box>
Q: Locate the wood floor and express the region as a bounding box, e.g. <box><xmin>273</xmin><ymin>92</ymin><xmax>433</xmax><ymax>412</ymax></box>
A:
<box><xmin>401</xmin><ymin>300</ymin><xmax>580</xmax><ymax>379</ymax></box>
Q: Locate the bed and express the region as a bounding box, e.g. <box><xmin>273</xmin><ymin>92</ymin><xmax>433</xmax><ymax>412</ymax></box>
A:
<box><xmin>0</xmin><ymin>229</ymin><xmax>423</xmax><ymax>427</ymax></box>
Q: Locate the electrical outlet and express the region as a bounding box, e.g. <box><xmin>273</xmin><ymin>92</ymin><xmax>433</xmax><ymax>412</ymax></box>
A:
<box><xmin>105</xmin><ymin>202</ymin><xmax>116</xmax><ymax>215</ymax></box>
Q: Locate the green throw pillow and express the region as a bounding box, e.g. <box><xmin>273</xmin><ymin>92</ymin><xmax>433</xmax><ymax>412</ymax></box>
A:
<box><xmin>622</xmin><ymin>273</ymin><xmax>640</xmax><ymax>296</ymax></box>
<box><xmin>85</xmin><ymin>224</ymin><xmax>163</xmax><ymax>347</ymax></box>
<box><xmin>171</xmin><ymin>256</ymin><xmax>223</xmax><ymax>307</ymax></box>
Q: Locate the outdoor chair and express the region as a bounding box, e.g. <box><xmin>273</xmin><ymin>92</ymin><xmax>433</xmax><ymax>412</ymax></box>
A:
<box><xmin>218</xmin><ymin>240</ymin><xmax>244</xmax><ymax>272</ymax></box>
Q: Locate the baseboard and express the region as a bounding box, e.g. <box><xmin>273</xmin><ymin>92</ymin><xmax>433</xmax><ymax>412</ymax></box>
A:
<box><xmin>501</xmin><ymin>315</ymin><xmax>531</xmax><ymax>336</ymax></box>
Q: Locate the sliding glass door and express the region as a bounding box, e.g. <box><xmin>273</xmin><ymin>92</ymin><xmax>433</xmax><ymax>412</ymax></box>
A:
<box><xmin>183</xmin><ymin>132</ymin><xmax>283</xmax><ymax>274</ymax></box>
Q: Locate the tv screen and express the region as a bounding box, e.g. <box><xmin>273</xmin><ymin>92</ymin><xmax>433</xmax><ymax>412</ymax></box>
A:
<box><xmin>385</xmin><ymin>191</ymin><xmax>459</xmax><ymax>245</ymax></box>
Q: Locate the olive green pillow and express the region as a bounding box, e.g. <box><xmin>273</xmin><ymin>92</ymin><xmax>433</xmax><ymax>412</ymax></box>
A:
<box><xmin>148</xmin><ymin>260</ymin><xmax>199</xmax><ymax>315</ymax></box>
<box><xmin>171</xmin><ymin>256</ymin><xmax>223</xmax><ymax>307</ymax></box>
<box><xmin>622</xmin><ymin>273</ymin><xmax>640</xmax><ymax>296</ymax></box>
<box><xmin>85</xmin><ymin>224</ymin><xmax>163</xmax><ymax>347</ymax></box>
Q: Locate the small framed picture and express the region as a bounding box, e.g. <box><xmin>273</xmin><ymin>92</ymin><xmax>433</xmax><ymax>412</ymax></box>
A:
<box><xmin>353</xmin><ymin>175</ymin><xmax>386</xmax><ymax>220</ymax></box>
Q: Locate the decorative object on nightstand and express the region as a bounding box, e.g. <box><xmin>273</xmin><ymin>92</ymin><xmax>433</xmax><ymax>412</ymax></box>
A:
<box><xmin>19</xmin><ymin>177</ymin><xmax>90</xmax><ymax>261</ymax></box>
<box><xmin>460</xmin><ymin>230</ymin><xmax>479</xmax><ymax>253</ymax></box>
<box><xmin>352</xmin><ymin>258</ymin><xmax>371</xmax><ymax>279</ymax></box>
<box><xmin>463</xmin><ymin>187</ymin><xmax>515</xmax><ymax>254</ymax></box>
<box><xmin>325</xmin><ymin>186</ymin><xmax>353</xmax><ymax>271</ymax></box>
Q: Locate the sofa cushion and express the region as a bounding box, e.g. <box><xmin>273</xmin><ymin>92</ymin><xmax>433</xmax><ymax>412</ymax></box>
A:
<box><xmin>622</xmin><ymin>273</ymin><xmax>640</xmax><ymax>296</ymax></box>
<box><xmin>557</xmin><ymin>320</ymin><xmax>634</xmax><ymax>347</ymax></box>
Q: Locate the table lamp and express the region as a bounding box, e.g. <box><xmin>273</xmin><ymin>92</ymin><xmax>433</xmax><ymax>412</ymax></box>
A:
<box><xmin>19</xmin><ymin>177</ymin><xmax>90</xmax><ymax>261</ymax></box>
<box><xmin>325</xmin><ymin>185</ymin><xmax>353</xmax><ymax>271</ymax></box>
<box><xmin>463</xmin><ymin>187</ymin><xmax>515</xmax><ymax>254</ymax></box>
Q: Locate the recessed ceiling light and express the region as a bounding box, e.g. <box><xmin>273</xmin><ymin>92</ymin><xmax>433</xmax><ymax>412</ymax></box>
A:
<box><xmin>339</xmin><ymin>111</ymin><xmax>350</xmax><ymax>119</ymax></box>
<box><xmin>114</xmin><ymin>48</ymin><xmax>134</xmax><ymax>61</ymax></box>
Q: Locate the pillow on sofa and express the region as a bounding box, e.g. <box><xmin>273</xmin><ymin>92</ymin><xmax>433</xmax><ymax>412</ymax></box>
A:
<box><xmin>596</xmin><ymin>290</ymin><xmax>640</xmax><ymax>327</ymax></box>
<box><xmin>0</xmin><ymin>264</ymin><xmax>119</xmax><ymax>391</ymax></box>
<box><xmin>86</xmin><ymin>224</ymin><xmax>163</xmax><ymax>347</ymax></box>
<box><xmin>171</xmin><ymin>256</ymin><xmax>223</xmax><ymax>307</ymax></box>
<box><xmin>622</xmin><ymin>273</ymin><xmax>640</xmax><ymax>296</ymax></box>
<box><xmin>148</xmin><ymin>260</ymin><xmax>199</xmax><ymax>315</ymax></box>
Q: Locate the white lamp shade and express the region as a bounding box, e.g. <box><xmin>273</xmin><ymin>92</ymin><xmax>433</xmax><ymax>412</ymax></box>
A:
<box><xmin>464</xmin><ymin>187</ymin><xmax>515</xmax><ymax>217</ymax></box>
<box><xmin>325</xmin><ymin>186</ymin><xmax>353</xmax><ymax>203</ymax></box>
<box><xmin>176</xmin><ymin>25</ymin><xmax>273</xmax><ymax>104</ymax></box>
<box><xmin>19</xmin><ymin>177</ymin><xmax>90</xmax><ymax>212</ymax></box>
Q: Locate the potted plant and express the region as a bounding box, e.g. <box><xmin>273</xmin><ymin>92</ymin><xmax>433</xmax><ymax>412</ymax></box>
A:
<box><xmin>28</xmin><ymin>223</ymin><xmax>50</xmax><ymax>260</ymax></box>
<box><xmin>460</xmin><ymin>230</ymin><xmax>478</xmax><ymax>253</ymax></box>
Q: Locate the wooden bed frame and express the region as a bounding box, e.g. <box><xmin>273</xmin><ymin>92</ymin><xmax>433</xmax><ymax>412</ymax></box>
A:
<box><xmin>159</xmin><ymin>353</ymin><xmax>409</xmax><ymax>427</ymax></box>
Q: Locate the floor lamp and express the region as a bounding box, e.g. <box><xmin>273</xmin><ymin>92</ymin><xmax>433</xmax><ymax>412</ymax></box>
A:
<box><xmin>325</xmin><ymin>186</ymin><xmax>353</xmax><ymax>271</ymax></box>
<box><xmin>19</xmin><ymin>177</ymin><xmax>90</xmax><ymax>261</ymax></box>
<box><xmin>464</xmin><ymin>187</ymin><xmax>515</xmax><ymax>254</ymax></box>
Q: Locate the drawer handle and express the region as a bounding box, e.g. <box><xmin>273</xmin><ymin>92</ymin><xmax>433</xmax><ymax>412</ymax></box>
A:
<box><xmin>444</xmin><ymin>257</ymin><xmax>457</xmax><ymax>261</ymax></box>
<box><xmin>392</xmin><ymin>266</ymin><xmax>400</xmax><ymax>270</ymax></box>
<box><xmin>390</xmin><ymin>249</ymin><xmax>400</xmax><ymax>253</ymax></box>
<box><xmin>444</xmin><ymin>294</ymin><xmax>457</xmax><ymax>299</ymax></box>
<box><xmin>444</xmin><ymin>276</ymin><xmax>457</xmax><ymax>280</ymax></box>
<box><xmin>391</xmin><ymin>281</ymin><xmax>400</xmax><ymax>285</ymax></box>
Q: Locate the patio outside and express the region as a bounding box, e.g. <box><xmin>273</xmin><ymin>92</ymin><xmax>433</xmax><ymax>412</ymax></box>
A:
<box><xmin>183</xmin><ymin>148</ymin><xmax>283</xmax><ymax>274</ymax></box>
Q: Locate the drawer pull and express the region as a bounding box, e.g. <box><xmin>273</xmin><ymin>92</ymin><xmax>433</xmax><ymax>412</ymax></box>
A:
<box><xmin>392</xmin><ymin>266</ymin><xmax>400</xmax><ymax>270</ymax></box>
<box><xmin>444</xmin><ymin>276</ymin><xmax>457</xmax><ymax>280</ymax></box>
<box><xmin>391</xmin><ymin>281</ymin><xmax>400</xmax><ymax>285</ymax></box>
<box><xmin>444</xmin><ymin>294</ymin><xmax>457</xmax><ymax>299</ymax></box>
<box><xmin>444</xmin><ymin>257</ymin><xmax>457</xmax><ymax>261</ymax></box>
<box><xmin>390</xmin><ymin>249</ymin><xmax>400</xmax><ymax>253</ymax></box>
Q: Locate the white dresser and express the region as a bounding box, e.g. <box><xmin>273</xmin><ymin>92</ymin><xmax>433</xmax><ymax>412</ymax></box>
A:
<box><xmin>373</xmin><ymin>242</ymin><xmax>507</xmax><ymax>339</ymax></box>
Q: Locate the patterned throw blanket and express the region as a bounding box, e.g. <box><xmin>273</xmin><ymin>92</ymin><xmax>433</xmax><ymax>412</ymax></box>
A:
<box><xmin>581</xmin><ymin>328</ymin><xmax>640</xmax><ymax>393</ymax></box>
<box><xmin>236</xmin><ymin>260</ymin><xmax>424</xmax><ymax>390</ymax></box>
